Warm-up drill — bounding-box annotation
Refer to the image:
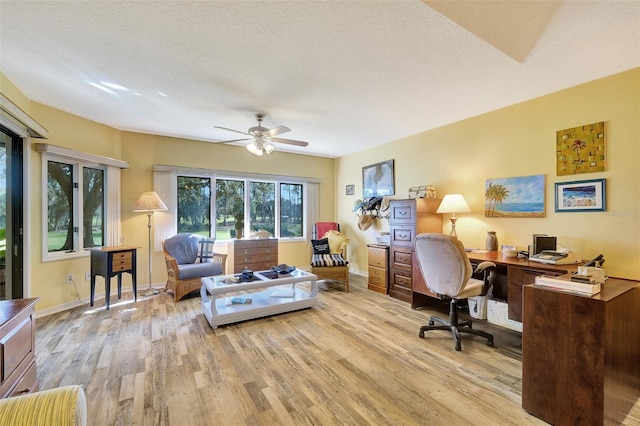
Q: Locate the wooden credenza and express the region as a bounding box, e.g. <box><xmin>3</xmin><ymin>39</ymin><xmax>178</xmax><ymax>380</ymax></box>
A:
<box><xmin>388</xmin><ymin>199</ymin><xmax>442</xmax><ymax>302</ymax></box>
<box><xmin>0</xmin><ymin>298</ymin><xmax>39</xmax><ymax>398</ymax></box>
<box><xmin>233</xmin><ymin>239</ymin><xmax>278</xmax><ymax>273</ymax></box>
<box><xmin>367</xmin><ymin>244</ymin><xmax>389</xmax><ymax>294</ymax></box>
<box><xmin>522</xmin><ymin>278</ymin><xmax>640</xmax><ymax>425</ymax></box>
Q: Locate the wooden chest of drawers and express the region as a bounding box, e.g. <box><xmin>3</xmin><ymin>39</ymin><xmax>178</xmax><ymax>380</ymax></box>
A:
<box><xmin>0</xmin><ymin>298</ymin><xmax>39</xmax><ymax>399</ymax></box>
<box><xmin>367</xmin><ymin>244</ymin><xmax>389</xmax><ymax>294</ymax></box>
<box><xmin>389</xmin><ymin>199</ymin><xmax>442</xmax><ymax>302</ymax></box>
<box><xmin>233</xmin><ymin>239</ymin><xmax>279</xmax><ymax>273</ymax></box>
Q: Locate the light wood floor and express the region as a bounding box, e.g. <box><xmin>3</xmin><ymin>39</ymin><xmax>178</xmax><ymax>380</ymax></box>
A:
<box><xmin>35</xmin><ymin>276</ymin><xmax>640</xmax><ymax>426</ymax></box>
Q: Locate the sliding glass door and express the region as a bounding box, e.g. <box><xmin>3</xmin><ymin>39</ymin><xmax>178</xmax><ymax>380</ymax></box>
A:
<box><xmin>0</xmin><ymin>127</ymin><xmax>24</xmax><ymax>299</ymax></box>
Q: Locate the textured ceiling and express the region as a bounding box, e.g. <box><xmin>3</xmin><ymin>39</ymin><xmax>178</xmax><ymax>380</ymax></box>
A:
<box><xmin>1</xmin><ymin>1</ymin><xmax>638</xmax><ymax>158</ymax></box>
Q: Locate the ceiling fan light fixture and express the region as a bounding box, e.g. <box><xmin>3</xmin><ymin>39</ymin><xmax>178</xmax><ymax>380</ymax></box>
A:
<box><xmin>246</xmin><ymin>141</ymin><xmax>258</xmax><ymax>154</ymax></box>
<box><xmin>263</xmin><ymin>141</ymin><xmax>275</xmax><ymax>154</ymax></box>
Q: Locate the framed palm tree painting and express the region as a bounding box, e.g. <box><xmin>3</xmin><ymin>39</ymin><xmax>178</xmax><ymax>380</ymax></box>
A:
<box><xmin>485</xmin><ymin>175</ymin><xmax>545</xmax><ymax>218</ymax></box>
<box><xmin>556</xmin><ymin>121</ymin><xmax>606</xmax><ymax>176</ymax></box>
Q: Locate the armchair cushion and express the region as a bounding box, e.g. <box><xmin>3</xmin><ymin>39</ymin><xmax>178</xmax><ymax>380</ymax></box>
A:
<box><xmin>311</xmin><ymin>253</ymin><xmax>348</xmax><ymax>267</ymax></box>
<box><xmin>311</xmin><ymin>238</ymin><xmax>331</xmax><ymax>255</ymax></box>
<box><xmin>197</xmin><ymin>238</ymin><xmax>217</xmax><ymax>263</ymax></box>
<box><xmin>163</xmin><ymin>233</ymin><xmax>199</xmax><ymax>264</ymax></box>
<box><xmin>178</xmin><ymin>262</ymin><xmax>223</xmax><ymax>280</ymax></box>
<box><xmin>324</xmin><ymin>230</ymin><xmax>350</xmax><ymax>254</ymax></box>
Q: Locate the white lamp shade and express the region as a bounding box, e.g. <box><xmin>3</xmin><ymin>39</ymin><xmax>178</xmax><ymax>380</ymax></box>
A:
<box><xmin>133</xmin><ymin>191</ymin><xmax>168</xmax><ymax>212</ymax></box>
<box><xmin>437</xmin><ymin>194</ymin><xmax>471</xmax><ymax>214</ymax></box>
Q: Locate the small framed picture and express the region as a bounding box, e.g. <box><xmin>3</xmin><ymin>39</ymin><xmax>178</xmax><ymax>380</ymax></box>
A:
<box><xmin>345</xmin><ymin>184</ymin><xmax>355</xmax><ymax>196</ymax></box>
<box><xmin>555</xmin><ymin>178</ymin><xmax>606</xmax><ymax>212</ymax></box>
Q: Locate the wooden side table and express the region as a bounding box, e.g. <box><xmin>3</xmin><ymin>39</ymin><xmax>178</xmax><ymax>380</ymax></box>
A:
<box><xmin>90</xmin><ymin>245</ymin><xmax>137</xmax><ymax>310</ymax></box>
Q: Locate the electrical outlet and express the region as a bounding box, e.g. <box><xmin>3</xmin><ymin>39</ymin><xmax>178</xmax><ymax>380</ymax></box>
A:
<box><xmin>85</xmin><ymin>272</ymin><xmax>91</xmax><ymax>281</ymax></box>
<box><xmin>66</xmin><ymin>273</ymin><xmax>73</xmax><ymax>284</ymax></box>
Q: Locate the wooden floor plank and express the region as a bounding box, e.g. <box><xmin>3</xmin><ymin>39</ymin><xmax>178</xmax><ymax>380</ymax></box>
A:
<box><xmin>33</xmin><ymin>276</ymin><xmax>640</xmax><ymax>425</ymax></box>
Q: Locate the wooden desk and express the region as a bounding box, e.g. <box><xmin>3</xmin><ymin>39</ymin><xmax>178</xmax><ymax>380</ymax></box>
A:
<box><xmin>413</xmin><ymin>250</ymin><xmax>578</xmax><ymax>322</ymax></box>
<box><xmin>0</xmin><ymin>298</ymin><xmax>39</xmax><ymax>398</ymax></box>
<box><xmin>522</xmin><ymin>278</ymin><xmax>640</xmax><ymax>425</ymax></box>
<box><xmin>90</xmin><ymin>245</ymin><xmax>137</xmax><ymax>310</ymax></box>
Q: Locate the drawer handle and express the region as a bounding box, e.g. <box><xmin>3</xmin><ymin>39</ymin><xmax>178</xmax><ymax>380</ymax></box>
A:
<box><xmin>398</xmin><ymin>211</ymin><xmax>407</xmax><ymax>216</ymax></box>
<box><xmin>398</xmin><ymin>233</ymin><xmax>408</xmax><ymax>238</ymax></box>
<box><xmin>18</xmin><ymin>388</ymin><xmax>31</xmax><ymax>395</ymax></box>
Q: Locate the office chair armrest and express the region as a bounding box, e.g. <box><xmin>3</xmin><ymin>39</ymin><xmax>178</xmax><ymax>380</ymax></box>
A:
<box><xmin>474</xmin><ymin>261</ymin><xmax>497</xmax><ymax>296</ymax></box>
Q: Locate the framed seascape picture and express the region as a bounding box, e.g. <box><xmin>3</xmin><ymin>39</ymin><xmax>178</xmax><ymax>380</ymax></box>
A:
<box><xmin>555</xmin><ymin>178</ymin><xmax>606</xmax><ymax>212</ymax></box>
<box><xmin>362</xmin><ymin>160</ymin><xmax>395</xmax><ymax>197</ymax></box>
<box><xmin>485</xmin><ymin>175</ymin><xmax>545</xmax><ymax>218</ymax></box>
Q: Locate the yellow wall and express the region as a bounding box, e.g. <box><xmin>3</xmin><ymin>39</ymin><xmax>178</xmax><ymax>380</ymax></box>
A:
<box><xmin>337</xmin><ymin>68</ymin><xmax>640</xmax><ymax>280</ymax></box>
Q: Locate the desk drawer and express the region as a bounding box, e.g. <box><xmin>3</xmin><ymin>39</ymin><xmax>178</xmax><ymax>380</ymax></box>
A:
<box><xmin>390</xmin><ymin>247</ymin><xmax>412</xmax><ymax>270</ymax></box>
<box><xmin>390</xmin><ymin>226</ymin><xmax>416</xmax><ymax>247</ymax></box>
<box><xmin>389</xmin><ymin>201</ymin><xmax>416</xmax><ymax>224</ymax></box>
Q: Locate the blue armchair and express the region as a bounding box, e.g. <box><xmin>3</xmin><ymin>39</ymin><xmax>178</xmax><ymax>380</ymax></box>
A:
<box><xmin>162</xmin><ymin>233</ymin><xmax>227</xmax><ymax>301</ymax></box>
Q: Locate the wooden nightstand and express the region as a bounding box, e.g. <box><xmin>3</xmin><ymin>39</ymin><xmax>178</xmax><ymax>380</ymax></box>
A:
<box><xmin>90</xmin><ymin>245</ymin><xmax>138</xmax><ymax>310</ymax></box>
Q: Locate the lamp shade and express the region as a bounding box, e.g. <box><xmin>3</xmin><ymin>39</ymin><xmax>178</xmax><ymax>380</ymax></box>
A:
<box><xmin>133</xmin><ymin>191</ymin><xmax>168</xmax><ymax>212</ymax></box>
<box><xmin>436</xmin><ymin>194</ymin><xmax>471</xmax><ymax>214</ymax></box>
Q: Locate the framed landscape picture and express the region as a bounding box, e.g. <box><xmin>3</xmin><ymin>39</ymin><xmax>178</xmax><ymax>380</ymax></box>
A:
<box><xmin>485</xmin><ymin>175</ymin><xmax>545</xmax><ymax>218</ymax></box>
<box><xmin>555</xmin><ymin>178</ymin><xmax>606</xmax><ymax>212</ymax></box>
<box><xmin>362</xmin><ymin>160</ymin><xmax>395</xmax><ymax>197</ymax></box>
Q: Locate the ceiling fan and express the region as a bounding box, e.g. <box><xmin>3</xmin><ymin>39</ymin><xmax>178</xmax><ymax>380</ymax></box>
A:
<box><xmin>214</xmin><ymin>113</ymin><xmax>309</xmax><ymax>156</ymax></box>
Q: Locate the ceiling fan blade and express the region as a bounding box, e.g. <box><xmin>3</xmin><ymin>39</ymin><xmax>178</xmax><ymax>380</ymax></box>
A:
<box><xmin>270</xmin><ymin>137</ymin><xmax>309</xmax><ymax>147</ymax></box>
<box><xmin>213</xmin><ymin>138</ymin><xmax>251</xmax><ymax>144</ymax></box>
<box><xmin>265</xmin><ymin>125</ymin><xmax>290</xmax><ymax>137</ymax></box>
<box><xmin>214</xmin><ymin>126</ymin><xmax>250</xmax><ymax>136</ymax></box>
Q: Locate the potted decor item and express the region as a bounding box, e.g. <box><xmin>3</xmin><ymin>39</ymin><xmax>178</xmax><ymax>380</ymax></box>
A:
<box><xmin>234</xmin><ymin>213</ymin><xmax>244</xmax><ymax>239</ymax></box>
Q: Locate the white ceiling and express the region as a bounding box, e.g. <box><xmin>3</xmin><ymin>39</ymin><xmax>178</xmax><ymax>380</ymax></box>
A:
<box><xmin>1</xmin><ymin>1</ymin><xmax>638</xmax><ymax>158</ymax></box>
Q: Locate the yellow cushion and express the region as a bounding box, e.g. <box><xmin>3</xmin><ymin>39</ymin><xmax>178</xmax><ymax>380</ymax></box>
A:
<box><xmin>324</xmin><ymin>230</ymin><xmax>350</xmax><ymax>254</ymax></box>
<box><xmin>0</xmin><ymin>385</ymin><xmax>87</xmax><ymax>426</ymax></box>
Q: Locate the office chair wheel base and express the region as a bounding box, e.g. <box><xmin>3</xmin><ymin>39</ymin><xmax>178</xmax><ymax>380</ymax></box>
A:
<box><xmin>428</xmin><ymin>320</ymin><xmax>435</xmax><ymax>326</ymax></box>
<box><xmin>455</xmin><ymin>342</ymin><xmax>462</xmax><ymax>351</ymax></box>
<box><xmin>487</xmin><ymin>340</ymin><xmax>494</xmax><ymax>348</ymax></box>
<box><xmin>419</xmin><ymin>331</ymin><xmax>425</xmax><ymax>338</ymax></box>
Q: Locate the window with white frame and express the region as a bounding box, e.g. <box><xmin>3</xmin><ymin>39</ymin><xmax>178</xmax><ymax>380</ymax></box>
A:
<box><xmin>175</xmin><ymin>174</ymin><xmax>305</xmax><ymax>240</ymax></box>
<box><xmin>39</xmin><ymin>144</ymin><xmax>126</xmax><ymax>261</ymax></box>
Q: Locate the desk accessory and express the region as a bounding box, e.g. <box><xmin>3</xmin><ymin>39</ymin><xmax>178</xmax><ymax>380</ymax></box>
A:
<box><xmin>436</xmin><ymin>194</ymin><xmax>470</xmax><ymax>238</ymax></box>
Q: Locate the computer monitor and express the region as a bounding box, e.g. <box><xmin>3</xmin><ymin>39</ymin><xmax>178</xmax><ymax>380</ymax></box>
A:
<box><xmin>531</xmin><ymin>234</ymin><xmax>557</xmax><ymax>256</ymax></box>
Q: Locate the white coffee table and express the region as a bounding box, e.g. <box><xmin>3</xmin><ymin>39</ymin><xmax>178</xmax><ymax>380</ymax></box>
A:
<box><xmin>200</xmin><ymin>269</ymin><xmax>318</xmax><ymax>329</ymax></box>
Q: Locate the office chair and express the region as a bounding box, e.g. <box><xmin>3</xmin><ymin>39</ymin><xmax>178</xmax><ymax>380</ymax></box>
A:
<box><xmin>414</xmin><ymin>233</ymin><xmax>496</xmax><ymax>351</ymax></box>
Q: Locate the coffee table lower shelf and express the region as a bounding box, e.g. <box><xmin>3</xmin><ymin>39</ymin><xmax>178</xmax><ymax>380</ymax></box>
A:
<box><xmin>201</xmin><ymin>271</ymin><xmax>318</xmax><ymax>329</ymax></box>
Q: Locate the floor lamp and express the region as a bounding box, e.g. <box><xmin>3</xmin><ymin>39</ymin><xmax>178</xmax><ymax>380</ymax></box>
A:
<box><xmin>133</xmin><ymin>191</ymin><xmax>168</xmax><ymax>297</ymax></box>
<box><xmin>436</xmin><ymin>194</ymin><xmax>470</xmax><ymax>238</ymax></box>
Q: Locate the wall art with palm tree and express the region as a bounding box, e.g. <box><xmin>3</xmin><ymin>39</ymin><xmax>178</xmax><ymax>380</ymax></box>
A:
<box><xmin>556</xmin><ymin>121</ymin><xmax>606</xmax><ymax>176</ymax></box>
<box><xmin>485</xmin><ymin>175</ymin><xmax>545</xmax><ymax>218</ymax></box>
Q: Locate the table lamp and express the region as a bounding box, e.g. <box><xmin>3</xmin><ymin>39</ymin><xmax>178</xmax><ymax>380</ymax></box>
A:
<box><xmin>133</xmin><ymin>191</ymin><xmax>168</xmax><ymax>296</ymax></box>
<box><xmin>436</xmin><ymin>194</ymin><xmax>470</xmax><ymax>238</ymax></box>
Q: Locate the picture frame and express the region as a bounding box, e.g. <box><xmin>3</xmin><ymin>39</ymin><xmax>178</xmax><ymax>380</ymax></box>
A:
<box><xmin>345</xmin><ymin>184</ymin><xmax>355</xmax><ymax>196</ymax></box>
<box><xmin>485</xmin><ymin>174</ymin><xmax>545</xmax><ymax>218</ymax></box>
<box><xmin>362</xmin><ymin>160</ymin><xmax>395</xmax><ymax>197</ymax></box>
<box><xmin>555</xmin><ymin>178</ymin><xmax>606</xmax><ymax>212</ymax></box>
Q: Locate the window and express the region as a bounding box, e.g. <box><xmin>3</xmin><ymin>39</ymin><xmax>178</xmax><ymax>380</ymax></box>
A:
<box><xmin>280</xmin><ymin>183</ymin><xmax>303</xmax><ymax>238</ymax></box>
<box><xmin>177</xmin><ymin>176</ymin><xmax>211</xmax><ymax>236</ymax></box>
<box><xmin>45</xmin><ymin>159</ymin><xmax>105</xmax><ymax>257</ymax></box>
<box><xmin>174</xmin><ymin>174</ymin><xmax>305</xmax><ymax>240</ymax></box>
